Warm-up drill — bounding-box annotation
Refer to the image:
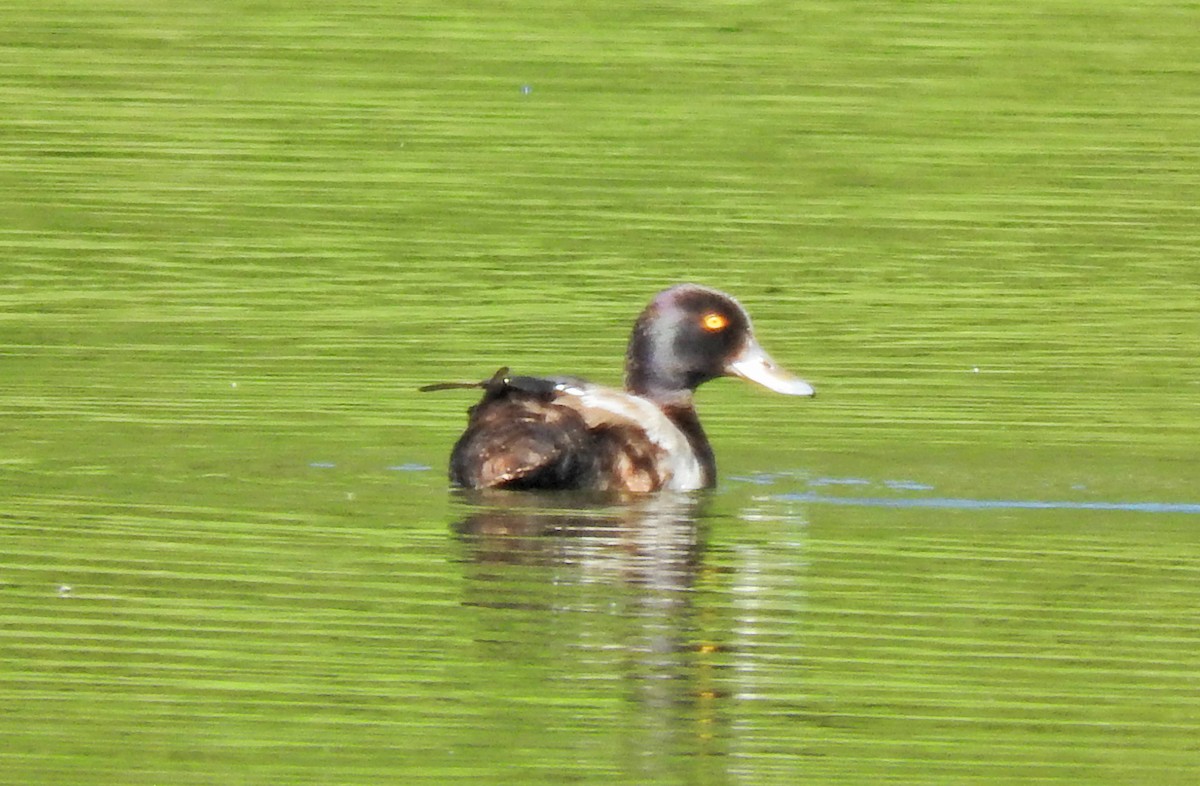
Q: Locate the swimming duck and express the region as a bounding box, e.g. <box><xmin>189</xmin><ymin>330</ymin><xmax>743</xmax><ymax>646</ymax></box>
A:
<box><xmin>423</xmin><ymin>284</ymin><xmax>814</xmax><ymax>493</ymax></box>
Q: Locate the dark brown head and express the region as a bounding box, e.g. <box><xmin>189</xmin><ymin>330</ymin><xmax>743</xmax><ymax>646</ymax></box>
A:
<box><xmin>623</xmin><ymin>284</ymin><xmax>815</xmax><ymax>402</ymax></box>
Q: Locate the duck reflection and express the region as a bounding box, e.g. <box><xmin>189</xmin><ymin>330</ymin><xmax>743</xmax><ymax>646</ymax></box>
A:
<box><xmin>453</xmin><ymin>489</ymin><xmax>705</xmax><ymax>584</ymax></box>
<box><xmin>452</xmin><ymin>490</ymin><xmax>731</xmax><ymax>772</ymax></box>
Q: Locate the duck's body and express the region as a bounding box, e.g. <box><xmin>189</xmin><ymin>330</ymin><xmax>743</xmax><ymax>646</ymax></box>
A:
<box><xmin>446</xmin><ymin>371</ymin><xmax>712</xmax><ymax>493</ymax></box>
<box><xmin>426</xmin><ymin>284</ymin><xmax>814</xmax><ymax>494</ymax></box>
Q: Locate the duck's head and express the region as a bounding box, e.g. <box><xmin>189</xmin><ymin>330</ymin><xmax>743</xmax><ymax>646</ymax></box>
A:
<box><xmin>624</xmin><ymin>284</ymin><xmax>815</xmax><ymax>402</ymax></box>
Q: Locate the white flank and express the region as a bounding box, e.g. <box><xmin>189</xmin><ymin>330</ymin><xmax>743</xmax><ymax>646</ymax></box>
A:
<box><xmin>555</xmin><ymin>382</ymin><xmax>706</xmax><ymax>491</ymax></box>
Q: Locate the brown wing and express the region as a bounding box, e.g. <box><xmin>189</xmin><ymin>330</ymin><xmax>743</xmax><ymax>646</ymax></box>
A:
<box><xmin>448</xmin><ymin>387</ymin><xmax>600</xmax><ymax>490</ymax></box>
<box><xmin>440</xmin><ymin>371</ymin><xmax>677</xmax><ymax>493</ymax></box>
<box><xmin>588</xmin><ymin>424</ymin><xmax>668</xmax><ymax>493</ymax></box>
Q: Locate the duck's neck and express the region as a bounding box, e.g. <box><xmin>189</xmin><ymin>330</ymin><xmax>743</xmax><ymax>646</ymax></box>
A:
<box><xmin>625</xmin><ymin>333</ymin><xmax>715</xmax><ymax>485</ymax></box>
<box><xmin>625</xmin><ymin>377</ymin><xmax>695</xmax><ymax>407</ymax></box>
<box><xmin>659</xmin><ymin>402</ymin><xmax>717</xmax><ymax>488</ymax></box>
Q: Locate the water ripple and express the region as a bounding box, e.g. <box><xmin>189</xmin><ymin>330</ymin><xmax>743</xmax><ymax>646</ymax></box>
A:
<box><xmin>779</xmin><ymin>492</ymin><xmax>1200</xmax><ymax>514</ymax></box>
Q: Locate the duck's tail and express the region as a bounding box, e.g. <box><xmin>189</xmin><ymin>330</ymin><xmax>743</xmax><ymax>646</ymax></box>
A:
<box><xmin>418</xmin><ymin>367</ymin><xmax>510</xmax><ymax>393</ymax></box>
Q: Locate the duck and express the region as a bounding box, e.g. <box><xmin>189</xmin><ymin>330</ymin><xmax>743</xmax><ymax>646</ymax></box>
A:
<box><xmin>422</xmin><ymin>284</ymin><xmax>814</xmax><ymax>493</ymax></box>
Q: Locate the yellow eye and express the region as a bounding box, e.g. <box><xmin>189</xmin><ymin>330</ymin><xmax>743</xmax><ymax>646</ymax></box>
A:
<box><xmin>701</xmin><ymin>312</ymin><xmax>728</xmax><ymax>332</ymax></box>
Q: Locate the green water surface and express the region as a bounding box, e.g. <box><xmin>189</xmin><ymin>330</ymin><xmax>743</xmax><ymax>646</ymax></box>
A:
<box><xmin>2</xmin><ymin>1</ymin><xmax>1199</xmax><ymax>784</ymax></box>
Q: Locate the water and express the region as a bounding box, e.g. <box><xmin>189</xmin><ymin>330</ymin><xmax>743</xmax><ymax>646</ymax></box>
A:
<box><xmin>3</xmin><ymin>1</ymin><xmax>1200</xmax><ymax>783</ymax></box>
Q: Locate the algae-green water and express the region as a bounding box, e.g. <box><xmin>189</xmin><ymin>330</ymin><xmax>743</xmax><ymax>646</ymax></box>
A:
<box><xmin>2</xmin><ymin>1</ymin><xmax>1199</xmax><ymax>783</ymax></box>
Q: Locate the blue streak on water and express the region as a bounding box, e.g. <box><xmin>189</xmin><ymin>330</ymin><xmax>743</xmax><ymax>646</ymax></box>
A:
<box><xmin>387</xmin><ymin>463</ymin><xmax>432</xmax><ymax>472</ymax></box>
<box><xmin>779</xmin><ymin>493</ymin><xmax>1200</xmax><ymax>514</ymax></box>
<box><xmin>728</xmin><ymin>474</ymin><xmax>778</xmax><ymax>486</ymax></box>
<box><xmin>884</xmin><ymin>479</ymin><xmax>936</xmax><ymax>492</ymax></box>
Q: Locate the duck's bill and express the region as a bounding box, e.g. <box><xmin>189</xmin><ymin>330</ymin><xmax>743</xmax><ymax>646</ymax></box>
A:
<box><xmin>727</xmin><ymin>340</ymin><xmax>815</xmax><ymax>397</ymax></box>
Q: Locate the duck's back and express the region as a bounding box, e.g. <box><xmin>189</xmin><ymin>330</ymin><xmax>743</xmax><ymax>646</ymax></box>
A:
<box><xmin>446</xmin><ymin>373</ymin><xmax>709</xmax><ymax>493</ymax></box>
<box><xmin>448</xmin><ymin>383</ymin><xmax>598</xmax><ymax>490</ymax></box>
